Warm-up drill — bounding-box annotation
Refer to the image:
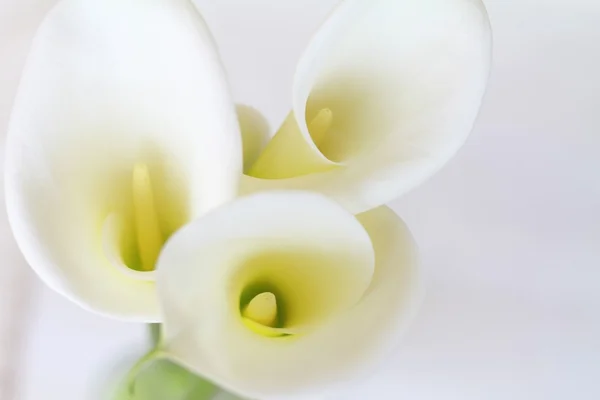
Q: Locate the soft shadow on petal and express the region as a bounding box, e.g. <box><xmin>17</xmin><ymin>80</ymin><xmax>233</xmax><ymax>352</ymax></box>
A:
<box><xmin>245</xmin><ymin>0</ymin><xmax>492</xmax><ymax>213</ymax></box>
<box><xmin>158</xmin><ymin>193</ymin><xmax>419</xmax><ymax>399</ymax></box>
<box><xmin>5</xmin><ymin>0</ymin><xmax>242</xmax><ymax>321</ymax></box>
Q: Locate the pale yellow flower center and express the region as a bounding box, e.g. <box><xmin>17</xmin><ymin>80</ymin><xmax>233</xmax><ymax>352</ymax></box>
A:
<box><xmin>102</xmin><ymin>161</ymin><xmax>187</xmax><ymax>275</ymax></box>
<box><xmin>242</xmin><ymin>292</ymin><xmax>278</xmax><ymax>327</ymax></box>
<box><xmin>233</xmin><ymin>250</ymin><xmax>362</xmax><ymax>339</ymax></box>
<box><xmin>132</xmin><ymin>163</ymin><xmax>163</xmax><ymax>272</ymax></box>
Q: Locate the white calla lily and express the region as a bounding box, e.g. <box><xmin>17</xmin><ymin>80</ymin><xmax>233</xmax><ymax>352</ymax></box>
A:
<box><xmin>4</xmin><ymin>0</ymin><xmax>242</xmax><ymax>321</ymax></box>
<box><xmin>243</xmin><ymin>0</ymin><xmax>492</xmax><ymax>213</ymax></box>
<box><xmin>157</xmin><ymin>192</ymin><xmax>420</xmax><ymax>398</ymax></box>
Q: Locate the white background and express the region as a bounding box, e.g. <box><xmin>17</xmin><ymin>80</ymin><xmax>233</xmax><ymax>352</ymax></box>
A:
<box><xmin>0</xmin><ymin>0</ymin><xmax>599</xmax><ymax>399</ymax></box>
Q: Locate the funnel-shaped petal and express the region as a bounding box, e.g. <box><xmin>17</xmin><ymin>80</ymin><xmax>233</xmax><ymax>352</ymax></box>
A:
<box><xmin>158</xmin><ymin>192</ymin><xmax>420</xmax><ymax>398</ymax></box>
<box><xmin>245</xmin><ymin>0</ymin><xmax>491</xmax><ymax>213</ymax></box>
<box><xmin>5</xmin><ymin>0</ymin><xmax>242</xmax><ymax>321</ymax></box>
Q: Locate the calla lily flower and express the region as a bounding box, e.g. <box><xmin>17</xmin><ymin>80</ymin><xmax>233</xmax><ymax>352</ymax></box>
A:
<box><xmin>243</xmin><ymin>0</ymin><xmax>492</xmax><ymax>213</ymax></box>
<box><xmin>4</xmin><ymin>0</ymin><xmax>242</xmax><ymax>321</ymax></box>
<box><xmin>157</xmin><ymin>191</ymin><xmax>420</xmax><ymax>398</ymax></box>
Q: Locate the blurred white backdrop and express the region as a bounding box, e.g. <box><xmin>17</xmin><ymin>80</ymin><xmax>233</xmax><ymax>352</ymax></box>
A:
<box><xmin>0</xmin><ymin>0</ymin><xmax>599</xmax><ymax>399</ymax></box>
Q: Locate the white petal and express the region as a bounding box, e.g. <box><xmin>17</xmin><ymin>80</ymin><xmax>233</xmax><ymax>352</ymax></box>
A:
<box><xmin>244</xmin><ymin>0</ymin><xmax>491</xmax><ymax>213</ymax></box>
<box><xmin>236</xmin><ymin>105</ymin><xmax>270</xmax><ymax>173</ymax></box>
<box><xmin>158</xmin><ymin>193</ymin><xmax>419</xmax><ymax>398</ymax></box>
<box><xmin>5</xmin><ymin>0</ymin><xmax>241</xmax><ymax>321</ymax></box>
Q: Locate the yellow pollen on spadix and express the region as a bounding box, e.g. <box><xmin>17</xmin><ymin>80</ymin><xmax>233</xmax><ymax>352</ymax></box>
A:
<box><xmin>132</xmin><ymin>163</ymin><xmax>162</xmax><ymax>272</ymax></box>
<box><xmin>309</xmin><ymin>108</ymin><xmax>333</xmax><ymax>147</ymax></box>
<box><xmin>242</xmin><ymin>292</ymin><xmax>278</xmax><ymax>327</ymax></box>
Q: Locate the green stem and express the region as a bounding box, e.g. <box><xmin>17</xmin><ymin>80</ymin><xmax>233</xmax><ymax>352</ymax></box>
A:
<box><xmin>126</xmin><ymin>348</ymin><xmax>166</xmax><ymax>396</ymax></box>
<box><xmin>149</xmin><ymin>323</ymin><xmax>162</xmax><ymax>346</ymax></box>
